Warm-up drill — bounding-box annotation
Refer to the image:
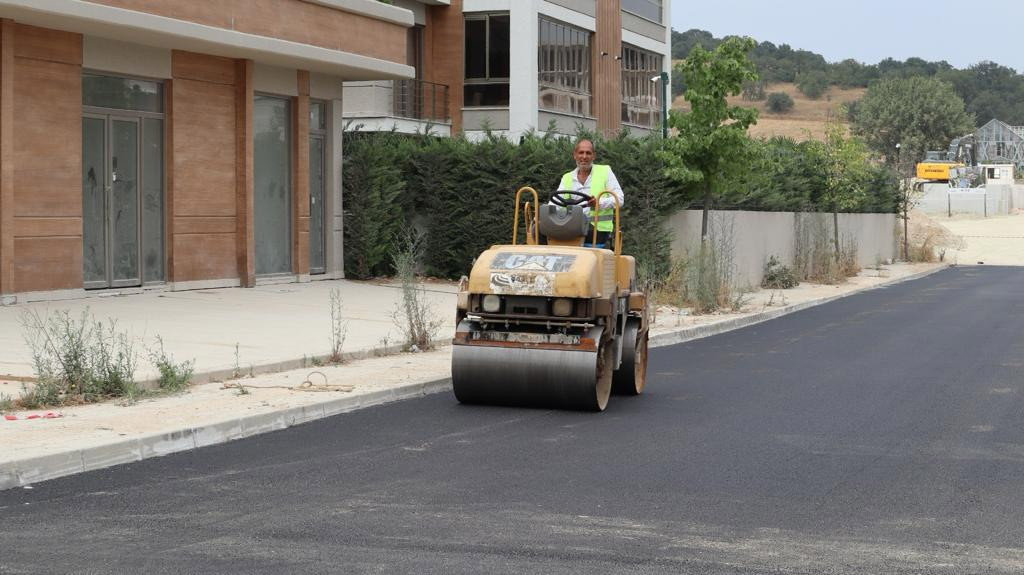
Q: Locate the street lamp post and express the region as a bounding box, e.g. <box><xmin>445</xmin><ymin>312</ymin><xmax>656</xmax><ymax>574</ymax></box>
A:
<box><xmin>651</xmin><ymin>72</ymin><xmax>669</xmax><ymax>138</ymax></box>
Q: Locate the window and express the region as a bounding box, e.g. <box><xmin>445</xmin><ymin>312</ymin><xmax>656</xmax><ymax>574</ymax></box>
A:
<box><xmin>465</xmin><ymin>14</ymin><xmax>510</xmax><ymax>107</ymax></box>
<box><xmin>621</xmin><ymin>44</ymin><xmax>663</xmax><ymax>128</ymax></box>
<box><xmin>622</xmin><ymin>0</ymin><xmax>663</xmax><ymax>23</ymax></box>
<box><xmin>538</xmin><ymin>17</ymin><xmax>592</xmax><ymax>117</ymax></box>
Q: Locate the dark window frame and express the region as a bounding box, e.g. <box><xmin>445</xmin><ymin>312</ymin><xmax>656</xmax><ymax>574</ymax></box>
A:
<box><xmin>464</xmin><ymin>12</ymin><xmax>510</xmax><ymax>107</ymax></box>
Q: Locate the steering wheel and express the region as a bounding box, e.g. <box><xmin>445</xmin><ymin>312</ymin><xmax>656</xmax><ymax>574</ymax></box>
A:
<box><xmin>549</xmin><ymin>190</ymin><xmax>591</xmax><ymax>207</ymax></box>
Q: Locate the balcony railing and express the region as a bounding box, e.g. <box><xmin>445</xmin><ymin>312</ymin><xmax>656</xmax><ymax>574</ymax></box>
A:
<box><xmin>393</xmin><ymin>79</ymin><xmax>450</xmax><ymax>123</ymax></box>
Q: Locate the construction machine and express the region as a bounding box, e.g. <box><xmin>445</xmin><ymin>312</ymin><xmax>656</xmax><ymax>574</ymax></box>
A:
<box><xmin>451</xmin><ymin>187</ymin><xmax>648</xmax><ymax>411</ymax></box>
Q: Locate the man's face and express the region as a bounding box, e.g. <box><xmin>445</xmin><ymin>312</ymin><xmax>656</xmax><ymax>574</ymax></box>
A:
<box><xmin>574</xmin><ymin>141</ymin><xmax>595</xmax><ymax>170</ymax></box>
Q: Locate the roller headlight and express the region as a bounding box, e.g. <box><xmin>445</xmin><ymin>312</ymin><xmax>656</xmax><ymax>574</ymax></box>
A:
<box><xmin>551</xmin><ymin>298</ymin><xmax>573</xmax><ymax>317</ymax></box>
<box><xmin>482</xmin><ymin>294</ymin><xmax>502</xmax><ymax>312</ymax></box>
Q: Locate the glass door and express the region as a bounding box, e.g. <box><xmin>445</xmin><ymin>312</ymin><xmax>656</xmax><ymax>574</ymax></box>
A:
<box><xmin>81</xmin><ymin>115</ymin><xmax>142</xmax><ymax>288</ymax></box>
<box><xmin>309</xmin><ymin>101</ymin><xmax>326</xmax><ymax>275</ymax></box>
<box><xmin>254</xmin><ymin>95</ymin><xmax>292</xmax><ymax>276</ymax></box>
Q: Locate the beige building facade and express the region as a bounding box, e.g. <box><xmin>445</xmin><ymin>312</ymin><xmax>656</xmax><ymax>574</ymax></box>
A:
<box><xmin>343</xmin><ymin>0</ymin><xmax>672</xmax><ymax>140</ymax></box>
<box><xmin>0</xmin><ymin>0</ymin><xmax>414</xmax><ymax>303</ymax></box>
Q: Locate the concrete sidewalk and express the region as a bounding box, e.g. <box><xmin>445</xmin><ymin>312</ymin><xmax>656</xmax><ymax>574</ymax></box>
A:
<box><xmin>0</xmin><ymin>263</ymin><xmax>947</xmax><ymax>490</ymax></box>
<box><xmin>0</xmin><ymin>279</ymin><xmax>458</xmax><ymax>384</ymax></box>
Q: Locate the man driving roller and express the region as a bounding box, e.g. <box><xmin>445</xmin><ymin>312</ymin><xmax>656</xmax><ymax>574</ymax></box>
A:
<box><xmin>557</xmin><ymin>138</ymin><xmax>624</xmax><ymax>248</ymax></box>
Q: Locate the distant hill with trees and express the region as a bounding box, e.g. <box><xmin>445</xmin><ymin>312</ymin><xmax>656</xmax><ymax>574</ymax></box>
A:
<box><xmin>672</xmin><ymin>29</ymin><xmax>1024</xmax><ymax>127</ymax></box>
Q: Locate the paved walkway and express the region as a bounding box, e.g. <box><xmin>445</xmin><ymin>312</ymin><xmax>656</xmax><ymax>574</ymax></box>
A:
<box><xmin>0</xmin><ymin>279</ymin><xmax>458</xmax><ymax>383</ymax></box>
<box><xmin>0</xmin><ymin>264</ymin><xmax>945</xmax><ymax>489</ymax></box>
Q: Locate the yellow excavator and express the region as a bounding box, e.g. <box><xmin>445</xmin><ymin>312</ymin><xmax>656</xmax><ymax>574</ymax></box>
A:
<box><xmin>451</xmin><ymin>187</ymin><xmax>648</xmax><ymax>411</ymax></box>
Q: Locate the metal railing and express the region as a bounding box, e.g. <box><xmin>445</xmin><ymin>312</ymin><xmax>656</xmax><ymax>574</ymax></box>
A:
<box><xmin>393</xmin><ymin>79</ymin><xmax>450</xmax><ymax>123</ymax></box>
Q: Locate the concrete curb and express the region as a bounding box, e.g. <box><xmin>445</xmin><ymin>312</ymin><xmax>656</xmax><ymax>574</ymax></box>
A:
<box><xmin>0</xmin><ymin>265</ymin><xmax>948</xmax><ymax>490</ymax></box>
<box><xmin>0</xmin><ymin>376</ymin><xmax>454</xmax><ymax>489</ymax></box>
<box><xmin>649</xmin><ymin>265</ymin><xmax>949</xmax><ymax>349</ymax></box>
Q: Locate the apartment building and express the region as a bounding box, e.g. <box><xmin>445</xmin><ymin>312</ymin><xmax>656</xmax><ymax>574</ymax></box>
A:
<box><xmin>0</xmin><ymin>0</ymin><xmax>415</xmax><ymax>303</ymax></box>
<box><xmin>343</xmin><ymin>0</ymin><xmax>671</xmax><ymax>140</ymax></box>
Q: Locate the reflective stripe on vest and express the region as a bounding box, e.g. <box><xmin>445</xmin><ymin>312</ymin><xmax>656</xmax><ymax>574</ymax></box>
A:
<box><xmin>560</xmin><ymin>165</ymin><xmax>615</xmax><ymax>232</ymax></box>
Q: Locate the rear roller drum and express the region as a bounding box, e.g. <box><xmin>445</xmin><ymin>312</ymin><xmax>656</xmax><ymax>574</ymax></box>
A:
<box><xmin>612</xmin><ymin>318</ymin><xmax>647</xmax><ymax>395</ymax></box>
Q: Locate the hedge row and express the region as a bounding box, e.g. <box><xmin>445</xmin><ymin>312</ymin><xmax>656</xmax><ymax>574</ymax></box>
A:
<box><xmin>342</xmin><ymin>130</ymin><xmax>684</xmax><ymax>280</ymax></box>
<box><xmin>341</xmin><ymin>130</ymin><xmax>899</xmax><ymax>281</ymax></box>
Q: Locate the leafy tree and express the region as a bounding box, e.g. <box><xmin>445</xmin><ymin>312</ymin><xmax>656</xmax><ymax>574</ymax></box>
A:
<box><xmin>851</xmin><ymin>76</ymin><xmax>974</xmax><ymax>166</ymax></box>
<box><xmin>766</xmin><ymin>92</ymin><xmax>794</xmax><ymax>113</ymax></box>
<box><xmin>797</xmin><ymin>70</ymin><xmax>829</xmax><ymax>99</ymax></box>
<box><xmin>822</xmin><ymin>122</ymin><xmax>871</xmax><ymax>261</ymax></box>
<box><xmin>660</xmin><ymin>36</ymin><xmax>759</xmax><ymax>240</ymax></box>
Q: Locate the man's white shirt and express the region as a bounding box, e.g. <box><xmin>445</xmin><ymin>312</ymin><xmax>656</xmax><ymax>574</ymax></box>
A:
<box><xmin>557</xmin><ymin>166</ymin><xmax>625</xmax><ymax>213</ymax></box>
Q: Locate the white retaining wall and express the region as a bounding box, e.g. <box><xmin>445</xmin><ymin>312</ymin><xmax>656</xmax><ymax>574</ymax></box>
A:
<box><xmin>667</xmin><ymin>210</ymin><xmax>897</xmax><ymax>288</ymax></box>
<box><xmin>918</xmin><ymin>183</ymin><xmax>1024</xmax><ymax>216</ymax></box>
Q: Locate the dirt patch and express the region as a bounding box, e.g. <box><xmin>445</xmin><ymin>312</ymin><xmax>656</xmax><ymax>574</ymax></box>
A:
<box><xmin>928</xmin><ymin>212</ymin><xmax>1024</xmax><ymax>266</ymax></box>
<box><xmin>673</xmin><ymin>83</ymin><xmax>865</xmax><ymax>142</ymax></box>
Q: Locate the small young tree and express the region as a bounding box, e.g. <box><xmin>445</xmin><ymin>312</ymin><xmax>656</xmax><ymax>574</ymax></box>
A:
<box><xmin>821</xmin><ymin>121</ymin><xmax>871</xmax><ymax>262</ymax></box>
<box><xmin>660</xmin><ymin>36</ymin><xmax>759</xmax><ymax>242</ymax></box>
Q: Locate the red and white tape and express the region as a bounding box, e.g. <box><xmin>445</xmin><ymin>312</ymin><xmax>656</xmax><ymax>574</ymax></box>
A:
<box><xmin>3</xmin><ymin>412</ymin><xmax>62</xmax><ymax>421</ymax></box>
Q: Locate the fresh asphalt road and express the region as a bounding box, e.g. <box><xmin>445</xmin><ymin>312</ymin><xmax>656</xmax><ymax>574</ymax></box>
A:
<box><xmin>2</xmin><ymin>266</ymin><xmax>1024</xmax><ymax>574</ymax></box>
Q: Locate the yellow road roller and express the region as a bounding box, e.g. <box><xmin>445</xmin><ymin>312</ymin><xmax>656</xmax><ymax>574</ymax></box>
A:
<box><xmin>452</xmin><ymin>187</ymin><xmax>649</xmax><ymax>411</ymax></box>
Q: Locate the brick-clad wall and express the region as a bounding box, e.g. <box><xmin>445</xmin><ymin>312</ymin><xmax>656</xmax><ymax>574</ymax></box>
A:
<box><xmin>11</xmin><ymin>24</ymin><xmax>83</xmax><ymax>293</ymax></box>
<box><xmin>169</xmin><ymin>51</ymin><xmax>239</xmax><ymax>282</ymax></box>
<box><xmin>88</xmin><ymin>0</ymin><xmax>406</xmax><ymax>65</ymax></box>
<box><xmin>427</xmin><ymin>0</ymin><xmax>462</xmax><ymax>133</ymax></box>
<box><xmin>594</xmin><ymin>0</ymin><xmax>622</xmax><ymax>136</ymax></box>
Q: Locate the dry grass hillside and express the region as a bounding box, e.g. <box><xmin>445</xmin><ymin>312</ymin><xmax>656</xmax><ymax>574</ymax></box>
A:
<box><xmin>673</xmin><ymin>82</ymin><xmax>865</xmax><ymax>142</ymax></box>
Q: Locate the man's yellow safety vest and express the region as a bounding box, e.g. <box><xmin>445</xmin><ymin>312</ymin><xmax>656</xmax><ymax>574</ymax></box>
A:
<box><xmin>560</xmin><ymin>164</ymin><xmax>615</xmax><ymax>233</ymax></box>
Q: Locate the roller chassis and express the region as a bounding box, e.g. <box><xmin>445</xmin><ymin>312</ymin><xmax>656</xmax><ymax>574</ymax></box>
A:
<box><xmin>451</xmin><ymin>187</ymin><xmax>649</xmax><ymax>412</ymax></box>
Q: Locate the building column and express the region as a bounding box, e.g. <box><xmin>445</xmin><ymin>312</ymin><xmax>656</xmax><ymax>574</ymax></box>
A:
<box><xmin>427</xmin><ymin>0</ymin><xmax>463</xmax><ymax>133</ymax></box>
<box><xmin>594</xmin><ymin>0</ymin><xmax>622</xmax><ymax>136</ymax></box>
<box><xmin>164</xmin><ymin>77</ymin><xmax>175</xmax><ymax>282</ymax></box>
<box><xmin>235</xmin><ymin>58</ymin><xmax>254</xmax><ymax>287</ymax></box>
<box><xmin>0</xmin><ymin>19</ymin><xmax>13</xmax><ymax>297</ymax></box>
<box><xmin>293</xmin><ymin>70</ymin><xmax>310</xmax><ymax>277</ymax></box>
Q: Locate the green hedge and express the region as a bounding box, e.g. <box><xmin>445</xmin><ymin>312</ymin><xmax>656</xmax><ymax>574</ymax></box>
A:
<box><xmin>341</xmin><ymin>130</ymin><xmax>898</xmax><ymax>281</ymax></box>
<box><xmin>342</xmin><ymin>130</ymin><xmax>687</xmax><ymax>280</ymax></box>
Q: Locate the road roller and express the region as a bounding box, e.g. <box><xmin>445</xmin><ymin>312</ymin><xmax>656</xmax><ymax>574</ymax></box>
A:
<box><xmin>451</xmin><ymin>187</ymin><xmax>649</xmax><ymax>411</ymax></box>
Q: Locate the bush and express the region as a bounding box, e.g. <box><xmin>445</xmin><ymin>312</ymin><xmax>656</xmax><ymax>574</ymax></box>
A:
<box><xmin>766</xmin><ymin>92</ymin><xmax>794</xmax><ymax>113</ymax></box>
<box><xmin>761</xmin><ymin>255</ymin><xmax>799</xmax><ymax>289</ymax></box>
<box><xmin>343</xmin><ymin>129</ymin><xmax>688</xmax><ymax>283</ymax></box>
<box><xmin>19</xmin><ymin>309</ymin><xmax>138</xmax><ymax>406</ymax></box>
<box><xmin>149</xmin><ymin>335</ymin><xmax>194</xmax><ymax>392</ymax></box>
<box><xmin>797</xmin><ymin>70</ymin><xmax>829</xmax><ymax>99</ymax></box>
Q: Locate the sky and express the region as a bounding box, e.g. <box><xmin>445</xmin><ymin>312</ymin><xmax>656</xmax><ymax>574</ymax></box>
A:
<box><xmin>670</xmin><ymin>0</ymin><xmax>1023</xmax><ymax>73</ymax></box>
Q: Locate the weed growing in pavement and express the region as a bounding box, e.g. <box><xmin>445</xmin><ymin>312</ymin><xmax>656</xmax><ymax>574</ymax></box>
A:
<box><xmin>232</xmin><ymin>343</ymin><xmax>242</xmax><ymax>379</ymax></box>
<box><xmin>391</xmin><ymin>229</ymin><xmax>443</xmax><ymax>351</ymax></box>
<box><xmin>794</xmin><ymin>212</ymin><xmax>860</xmax><ymax>284</ymax></box>
<box><xmin>683</xmin><ymin>214</ymin><xmax>737</xmax><ymax>314</ymax></box>
<box><xmin>328</xmin><ymin>287</ymin><xmax>349</xmax><ymax>363</ymax></box>
<box><xmin>148</xmin><ymin>335</ymin><xmax>194</xmax><ymax>393</ymax></box>
<box><xmin>0</xmin><ymin>393</ymin><xmax>13</xmax><ymax>413</ymax></box>
<box><xmin>19</xmin><ymin>308</ymin><xmax>139</xmax><ymax>407</ymax></box>
<box><xmin>761</xmin><ymin>255</ymin><xmax>799</xmax><ymax>289</ymax></box>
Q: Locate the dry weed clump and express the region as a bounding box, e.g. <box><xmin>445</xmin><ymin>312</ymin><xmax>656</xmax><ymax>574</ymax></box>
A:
<box><xmin>901</xmin><ymin>210</ymin><xmax>965</xmax><ymax>262</ymax></box>
<box><xmin>794</xmin><ymin>212</ymin><xmax>860</xmax><ymax>284</ymax></box>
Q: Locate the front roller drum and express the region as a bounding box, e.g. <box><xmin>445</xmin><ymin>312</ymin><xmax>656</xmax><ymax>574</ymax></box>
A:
<box><xmin>452</xmin><ymin>343</ymin><xmax>613</xmax><ymax>411</ymax></box>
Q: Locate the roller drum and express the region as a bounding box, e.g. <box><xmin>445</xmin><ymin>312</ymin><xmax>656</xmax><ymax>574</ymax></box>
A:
<box><xmin>452</xmin><ymin>343</ymin><xmax>611</xmax><ymax>411</ymax></box>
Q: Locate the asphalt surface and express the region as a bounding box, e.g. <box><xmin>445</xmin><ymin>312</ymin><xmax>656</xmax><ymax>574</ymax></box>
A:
<box><xmin>2</xmin><ymin>266</ymin><xmax>1023</xmax><ymax>574</ymax></box>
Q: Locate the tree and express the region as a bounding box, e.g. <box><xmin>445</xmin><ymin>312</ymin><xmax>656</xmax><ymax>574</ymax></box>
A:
<box><xmin>660</xmin><ymin>36</ymin><xmax>759</xmax><ymax>241</ymax></box>
<box><xmin>821</xmin><ymin>122</ymin><xmax>871</xmax><ymax>261</ymax></box>
<box><xmin>797</xmin><ymin>70</ymin><xmax>829</xmax><ymax>99</ymax></box>
<box><xmin>766</xmin><ymin>92</ymin><xmax>794</xmax><ymax>113</ymax></box>
<box><xmin>851</xmin><ymin>76</ymin><xmax>974</xmax><ymax>166</ymax></box>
